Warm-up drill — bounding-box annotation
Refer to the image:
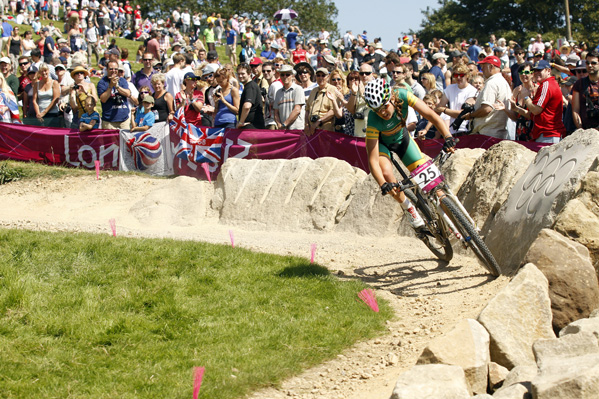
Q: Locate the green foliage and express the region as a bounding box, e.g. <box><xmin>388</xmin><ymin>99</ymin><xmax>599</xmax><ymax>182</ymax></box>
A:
<box><xmin>0</xmin><ymin>162</ymin><xmax>23</xmax><ymax>185</ymax></box>
<box><xmin>0</xmin><ymin>229</ymin><xmax>392</xmax><ymax>398</ymax></box>
<box><xmin>140</xmin><ymin>0</ymin><xmax>338</xmax><ymax>39</ymax></box>
<box><xmin>417</xmin><ymin>0</ymin><xmax>595</xmax><ymax>47</ymax></box>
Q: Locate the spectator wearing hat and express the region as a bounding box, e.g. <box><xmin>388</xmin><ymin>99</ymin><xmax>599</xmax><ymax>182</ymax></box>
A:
<box><xmin>21</xmin><ymin>65</ymin><xmax>38</xmax><ymax>119</ymax></box>
<box><xmin>572</xmin><ymin>50</ymin><xmax>599</xmax><ymax>130</ymax></box>
<box><xmin>236</xmin><ymin>63</ymin><xmax>265</xmax><ymax>129</ymax></box>
<box><xmin>430</xmin><ymin>52</ymin><xmax>448</xmax><ymax>90</ymax></box>
<box><xmin>175</xmin><ymin>72</ymin><xmax>204</xmax><ymax>126</ymax></box>
<box><xmin>249</xmin><ymin>57</ymin><xmax>269</xmax><ymax>97</ymax></box>
<box><xmin>0</xmin><ymin>57</ymin><xmax>19</xmax><ymax>99</ymax></box>
<box><xmin>463</xmin><ymin>55</ymin><xmax>511</xmax><ymax>139</ymax></box>
<box><xmin>97</xmin><ymin>60</ymin><xmax>131</xmax><ymax>130</ymax></box>
<box><xmin>200</xmin><ymin>63</ymin><xmax>219</xmax><ymax>127</ymax></box>
<box><xmin>304</xmin><ymin>67</ymin><xmax>337</xmax><ymax>135</ymax></box>
<box><xmin>516</xmin><ymin>60</ymin><xmax>565</xmax><ymax>143</ymax></box>
<box><xmin>322</xmin><ymin>54</ymin><xmax>338</xmax><ymax>73</ymax></box>
<box><xmin>273</xmin><ymin>64</ymin><xmax>305</xmax><ymax>130</ymax></box>
<box><xmin>69</xmin><ymin>66</ymin><xmax>98</xmax><ymax>127</ymax></box>
<box><xmin>571</xmin><ymin>60</ymin><xmax>588</xmax><ymax>80</ymax></box>
<box><xmin>131</xmin><ymin>95</ymin><xmax>156</xmax><ymax>132</ymax></box>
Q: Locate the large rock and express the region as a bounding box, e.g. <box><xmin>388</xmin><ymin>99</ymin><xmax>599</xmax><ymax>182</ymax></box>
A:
<box><xmin>457</xmin><ymin>141</ymin><xmax>535</xmax><ymax>234</ymax></box>
<box><xmin>554</xmin><ymin>171</ymin><xmax>599</xmax><ymax>271</ymax></box>
<box><xmin>484</xmin><ymin>129</ymin><xmax>599</xmax><ymax>275</ymax></box>
<box><xmin>334</xmin><ymin>172</ymin><xmax>405</xmax><ymax>236</ymax></box>
<box><xmin>213</xmin><ymin>157</ymin><xmax>366</xmax><ymax>231</ymax></box>
<box><xmin>492</xmin><ymin>383</ymin><xmax>531</xmax><ymax>399</ymax></box>
<box><xmin>439</xmin><ymin>148</ymin><xmax>485</xmax><ymax>193</ymax></box>
<box><xmin>531</xmin><ymin>332</ymin><xmax>599</xmax><ymax>399</ymax></box>
<box><xmin>477</xmin><ymin>264</ymin><xmax>555</xmax><ymax>369</ymax></box>
<box><xmin>560</xmin><ymin>317</ymin><xmax>599</xmax><ymax>340</ymax></box>
<box><xmin>523</xmin><ymin>229</ymin><xmax>599</xmax><ymax>330</ymax></box>
<box><xmin>488</xmin><ymin>361</ymin><xmax>510</xmax><ymax>392</ymax></box>
<box><xmin>502</xmin><ymin>365</ymin><xmax>539</xmax><ymax>389</ymax></box>
<box><xmin>417</xmin><ymin>319</ymin><xmax>490</xmax><ymax>394</ymax></box>
<box><xmin>389</xmin><ymin>364</ymin><xmax>471</xmax><ymax>399</ymax></box>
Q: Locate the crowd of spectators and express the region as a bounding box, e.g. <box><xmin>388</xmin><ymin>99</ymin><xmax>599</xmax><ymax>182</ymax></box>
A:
<box><xmin>0</xmin><ymin>2</ymin><xmax>596</xmax><ymax>142</ymax></box>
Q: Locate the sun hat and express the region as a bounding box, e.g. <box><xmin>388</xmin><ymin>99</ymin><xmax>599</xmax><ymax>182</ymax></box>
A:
<box><xmin>70</xmin><ymin>65</ymin><xmax>89</xmax><ymax>78</ymax></box>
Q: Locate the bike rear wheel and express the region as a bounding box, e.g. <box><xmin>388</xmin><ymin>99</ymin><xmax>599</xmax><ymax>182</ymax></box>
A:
<box><xmin>405</xmin><ymin>189</ymin><xmax>453</xmax><ymax>262</ymax></box>
<box><xmin>440</xmin><ymin>196</ymin><xmax>500</xmax><ymax>276</ymax></box>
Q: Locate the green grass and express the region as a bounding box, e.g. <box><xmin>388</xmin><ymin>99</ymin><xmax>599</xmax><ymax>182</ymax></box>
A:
<box><xmin>0</xmin><ymin>229</ymin><xmax>392</xmax><ymax>398</ymax></box>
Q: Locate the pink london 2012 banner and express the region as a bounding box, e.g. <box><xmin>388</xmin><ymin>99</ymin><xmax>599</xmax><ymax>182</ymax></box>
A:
<box><xmin>0</xmin><ymin>122</ymin><xmax>549</xmax><ymax>177</ymax></box>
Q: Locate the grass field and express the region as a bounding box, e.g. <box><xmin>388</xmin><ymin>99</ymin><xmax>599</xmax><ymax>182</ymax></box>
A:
<box><xmin>0</xmin><ymin>228</ymin><xmax>392</xmax><ymax>398</ymax></box>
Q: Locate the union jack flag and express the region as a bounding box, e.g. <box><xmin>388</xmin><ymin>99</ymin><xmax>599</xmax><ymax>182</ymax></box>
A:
<box><xmin>170</xmin><ymin>108</ymin><xmax>225</xmax><ymax>166</ymax></box>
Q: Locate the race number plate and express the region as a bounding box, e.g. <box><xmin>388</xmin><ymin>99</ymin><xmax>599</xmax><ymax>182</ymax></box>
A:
<box><xmin>410</xmin><ymin>160</ymin><xmax>444</xmax><ymax>193</ymax></box>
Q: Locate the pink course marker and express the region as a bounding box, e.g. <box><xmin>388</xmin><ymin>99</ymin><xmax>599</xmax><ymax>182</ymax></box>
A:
<box><xmin>310</xmin><ymin>243</ymin><xmax>316</xmax><ymax>264</ymax></box>
<box><xmin>109</xmin><ymin>218</ymin><xmax>116</xmax><ymax>237</ymax></box>
<box><xmin>229</xmin><ymin>230</ymin><xmax>235</xmax><ymax>248</ymax></box>
<box><xmin>94</xmin><ymin>160</ymin><xmax>100</xmax><ymax>180</ymax></box>
<box><xmin>201</xmin><ymin>163</ymin><xmax>212</xmax><ymax>182</ymax></box>
<box><xmin>358</xmin><ymin>289</ymin><xmax>379</xmax><ymax>312</ymax></box>
<box><xmin>193</xmin><ymin>366</ymin><xmax>205</xmax><ymax>399</ymax></box>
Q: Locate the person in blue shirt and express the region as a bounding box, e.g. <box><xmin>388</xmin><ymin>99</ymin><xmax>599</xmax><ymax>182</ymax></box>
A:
<box><xmin>79</xmin><ymin>96</ymin><xmax>101</xmax><ymax>132</ymax></box>
<box><xmin>467</xmin><ymin>38</ymin><xmax>481</xmax><ymax>62</ymax></box>
<box><xmin>97</xmin><ymin>60</ymin><xmax>131</xmax><ymax>129</ymax></box>
<box><xmin>132</xmin><ymin>95</ymin><xmax>156</xmax><ymax>132</ymax></box>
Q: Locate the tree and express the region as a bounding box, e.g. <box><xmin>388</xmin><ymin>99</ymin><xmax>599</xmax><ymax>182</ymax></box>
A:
<box><xmin>140</xmin><ymin>0</ymin><xmax>338</xmax><ymax>39</ymax></box>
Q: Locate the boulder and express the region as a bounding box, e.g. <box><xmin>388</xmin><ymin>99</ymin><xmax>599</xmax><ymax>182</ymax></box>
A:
<box><xmin>417</xmin><ymin>319</ymin><xmax>490</xmax><ymax>394</ymax></box>
<box><xmin>554</xmin><ymin>171</ymin><xmax>599</xmax><ymax>271</ymax></box>
<box><xmin>531</xmin><ymin>332</ymin><xmax>599</xmax><ymax>399</ymax></box>
<box><xmin>484</xmin><ymin>129</ymin><xmax>599</xmax><ymax>275</ymax></box>
<box><xmin>559</xmin><ymin>317</ymin><xmax>599</xmax><ymax>340</ymax></box>
<box><xmin>488</xmin><ymin>361</ymin><xmax>510</xmax><ymax>392</ymax></box>
<box><xmin>492</xmin><ymin>383</ymin><xmax>531</xmax><ymax>399</ymax></box>
<box><xmin>213</xmin><ymin>157</ymin><xmax>366</xmax><ymax>231</ymax></box>
<box><xmin>457</xmin><ymin>141</ymin><xmax>535</xmax><ymax>234</ymax></box>
<box><xmin>533</xmin><ymin>331</ymin><xmax>599</xmax><ymax>370</ymax></box>
<box><xmin>130</xmin><ymin>176</ymin><xmax>208</xmax><ymax>226</ymax></box>
<box><xmin>502</xmin><ymin>365</ymin><xmax>538</xmax><ymax>389</ymax></box>
<box><xmin>471</xmin><ymin>395</ymin><xmax>493</xmax><ymax>399</ymax></box>
<box><xmin>390</xmin><ymin>364</ymin><xmax>471</xmax><ymax>399</ymax></box>
<box><xmin>439</xmin><ymin>147</ymin><xmax>485</xmax><ymax>193</ymax></box>
<box><xmin>477</xmin><ymin>264</ymin><xmax>555</xmax><ymax>369</ymax></box>
<box><xmin>522</xmin><ymin>229</ymin><xmax>599</xmax><ymax>330</ymax></box>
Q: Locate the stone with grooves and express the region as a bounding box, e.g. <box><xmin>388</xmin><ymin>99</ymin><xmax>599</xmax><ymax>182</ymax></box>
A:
<box><xmin>560</xmin><ymin>317</ymin><xmax>599</xmax><ymax>340</ymax></box>
<box><xmin>488</xmin><ymin>361</ymin><xmax>509</xmax><ymax>392</ymax></box>
<box><xmin>417</xmin><ymin>319</ymin><xmax>490</xmax><ymax>394</ymax></box>
<box><xmin>439</xmin><ymin>148</ymin><xmax>485</xmax><ymax>193</ymax></box>
<box><xmin>554</xmin><ymin>171</ymin><xmax>599</xmax><ymax>269</ymax></box>
<box><xmin>457</xmin><ymin>141</ymin><xmax>535</xmax><ymax>234</ymax></box>
<box><xmin>213</xmin><ymin>157</ymin><xmax>366</xmax><ymax>231</ymax></box>
<box><xmin>523</xmin><ymin>229</ymin><xmax>599</xmax><ymax>330</ymax></box>
<box><xmin>390</xmin><ymin>364</ymin><xmax>471</xmax><ymax>399</ymax></box>
<box><xmin>484</xmin><ymin>129</ymin><xmax>599</xmax><ymax>275</ymax></box>
<box><xmin>531</xmin><ymin>332</ymin><xmax>599</xmax><ymax>398</ymax></box>
<box><xmin>477</xmin><ymin>263</ymin><xmax>555</xmax><ymax>369</ymax></box>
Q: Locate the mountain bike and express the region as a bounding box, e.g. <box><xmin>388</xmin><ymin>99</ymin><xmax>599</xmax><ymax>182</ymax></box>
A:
<box><xmin>388</xmin><ymin>149</ymin><xmax>501</xmax><ymax>277</ymax></box>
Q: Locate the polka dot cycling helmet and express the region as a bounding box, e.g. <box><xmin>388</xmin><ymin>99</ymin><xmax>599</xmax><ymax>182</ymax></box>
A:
<box><xmin>364</xmin><ymin>78</ymin><xmax>391</xmax><ymax>110</ymax></box>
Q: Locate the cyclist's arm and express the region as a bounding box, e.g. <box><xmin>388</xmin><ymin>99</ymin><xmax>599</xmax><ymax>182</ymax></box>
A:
<box><xmin>412</xmin><ymin>98</ymin><xmax>452</xmax><ymax>139</ymax></box>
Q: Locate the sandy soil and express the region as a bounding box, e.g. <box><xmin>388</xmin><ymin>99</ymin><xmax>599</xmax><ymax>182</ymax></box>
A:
<box><xmin>0</xmin><ymin>173</ymin><xmax>509</xmax><ymax>399</ymax></box>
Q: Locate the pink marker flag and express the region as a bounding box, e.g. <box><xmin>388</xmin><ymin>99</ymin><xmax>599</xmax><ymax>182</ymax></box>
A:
<box><xmin>201</xmin><ymin>163</ymin><xmax>212</xmax><ymax>183</ymax></box>
<box><xmin>310</xmin><ymin>243</ymin><xmax>316</xmax><ymax>264</ymax></box>
<box><xmin>193</xmin><ymin>366</ymin><xmax>205</xmax><ymax>399</ymax></box>
<box><xmin>229</xmin><ymin>229</ymin><xmax>235</xmax><ymax>248</ymax></box>
<box><xmin>109</xmin><ymin>218</ymin><xmax>116</xmax><ymax>237</ymax></box>
<box><xmin>358</xmin><ymin>289</ymin><xmax>379</xmax><ymax>312</ymax></box>
<box><xmin>94</xmin><ymin>160</ymin><xmax>100</xmax><ymax>180</ymax></box>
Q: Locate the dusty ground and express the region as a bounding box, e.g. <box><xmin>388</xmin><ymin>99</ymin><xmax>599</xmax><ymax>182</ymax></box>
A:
<box><xmin>0</xmin><ymin>173</ymin><xmax>509</xmax><ymax>399</ymax></box>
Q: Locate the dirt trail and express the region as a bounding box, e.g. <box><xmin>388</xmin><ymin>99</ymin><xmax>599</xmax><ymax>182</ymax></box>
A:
<box><xmin>0</xmin><ymin>174</ymin><xmax>508</xmax><ymax>399</ymax></box>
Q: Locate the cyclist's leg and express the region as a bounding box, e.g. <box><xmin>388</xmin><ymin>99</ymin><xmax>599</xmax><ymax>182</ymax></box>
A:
<box><xmin>378</xmin><ymin>142</ymin><xmax>407</xmax><ymax>203</ymax></box>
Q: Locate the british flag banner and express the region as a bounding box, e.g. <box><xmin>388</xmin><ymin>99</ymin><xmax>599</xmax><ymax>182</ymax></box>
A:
<box><xmin>119</xmin><ymin>121</ymin><xmax>174</xmax><ymax>176</ymax></box>
<box><xmin>169</xmin><ymin>109</ymin><xmax>225</xmax><ymax>179</ymax></box>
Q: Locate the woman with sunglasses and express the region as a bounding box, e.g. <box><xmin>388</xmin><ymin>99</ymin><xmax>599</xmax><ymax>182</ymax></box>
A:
<box><xmin>175</xmin><ymin>72</ymin><xmax>204</xmax><ymax>126</ymax></box>
<box><xmin>68</xmin><ymin>66</ymin><xmax>99</xmax><ymax>128</ymax></box>
<box><xmin>328</xmin><ymin>69</ymin><xmax>354</xmax><ymax>136</ymax></box>
<box><xmin>364</xmin><ymin>78</ymin><xmax>455</xmax><ymax>229</ymax></box>
<box><xmin>495</xmin><ymin>62</ymin><xmax>537</xmax><ymax>141</ymax></box>
<box><xmin>151</xmin><ymin>73</ymin><xmax>175</xmax><ymax>122</ymax></box>
<box><xmin>432</xmin><ymin>64</ymin><xmax>477</xmax><ymax>135</ymax></box>
<box><xmin>213</xmin><ymin>67</ymin><xmax>240</xmax><ymax>128</ymax></box>
<box><xmin>420</xmin><ymin>72</ymin><xmax>436</xmax><ymax>94</ymax></box>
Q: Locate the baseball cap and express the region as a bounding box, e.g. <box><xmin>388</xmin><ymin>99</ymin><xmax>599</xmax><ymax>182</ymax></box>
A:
<box><xmin>573</xmin><ymin>60</ymin><xmax>587</xmax><ymax>70</ymax></box>
<box><xmin>184</xmin><ymin>71</ymin><xmax>199</xmax><ymax>80</ymax></box>
<box><xmin>478</xmin><ymin>55</ymin><xmax>501</xmax><ymax>68</ymax></box>
<box><xmin>27</xmin><ymin>65</ymin><xmax>38</xmax><ymax>74</ymax></box>
<box><xmin>565</xmin><ymin>54</ymin><xmax>581</xmax><ymax>66</ymax></box>
<box><xmin>41</xmin><ymin>27</ymin><xmax>49</xmax><ymax>32</ymax></box>
<box><xmin>279</xmin><ymin>65</ymin><xmax>295</xmax><ymax>74</ymax></box>
<box><xmin>108</xmin><ymin>48</ymin><xmax>120</xmax><ymax>56</ymax></box>
<box><xmin>449</xmin><ymin>50</ymin><xmax>462</xmax><ymax>58</ymax></box>
<box><xmin>207</xmin><ymin>50</ymin><xmax>218</xmax><ymax>61</ymax></box>
<box><xmin>202</xmin><ymin>63</ymin><xmax>219</xmax><ymax>76</ymax></box>
<box><xmin>323</xmin><ymin>54</ymin><xmax>336</xmax><ymax>65</ymax></box>
<box><xmin>316</xmin><ymin>67</ymin><xmax>329</xmax><ymax>75</ymax></box>
<box><xmin>0</xmin><ymin>57</ymin><xmax>10</xmax><ymax>64</ymax></box>
<box><xmin>249</xmin><ymin>57</ymin><xmax>262</xmax><ymax>65</ymax></box>
<box><xmin>432</xmin><ymin>52</ymin><xmax>448</xmax><ymax>60</ymax></box>
<box><xmin>55</xmin><ymin>63</ymin><xmax>66</xmax><ymax>70</ymax></box>
<box><xmin>142</xmin><ymin>95</ymin><xmax>154</xmax><ymax>104</ymax></box>
<box><xmin>533</xmin><ymin>60</ymin><xmax>551</xmax><ymax>70</ymax></box>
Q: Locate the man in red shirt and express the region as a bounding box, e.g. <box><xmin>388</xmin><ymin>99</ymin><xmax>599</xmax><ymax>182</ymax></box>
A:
<box><xmin>124</xmin><ymin>1</ymin><xmax>133</xmax><ymax>29</ymax></box>
<box><xmin>145</xmin><ymin>31</ymin><xmax>161</xmax><ymax>62</ymax></box>
<box><xmin>522</xmin><ymin>60</ymin><xmax>565</xmax><ymax>143</ymax></box>
<box><xmin>292</xmin><ymin>41</ymin><xmax>308</xmax><ymax>65</ymax></box>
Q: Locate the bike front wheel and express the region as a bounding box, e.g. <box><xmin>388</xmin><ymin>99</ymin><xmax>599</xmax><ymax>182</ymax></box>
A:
<box><xmin>440</xmin><ymin>196</ymin><xmax>500</xmax><ymax>276</ymax></box>
<box><xmin>405</xmin><ymin>189</ymin><xmax>453</xmax><ymax>263</ymax></box>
